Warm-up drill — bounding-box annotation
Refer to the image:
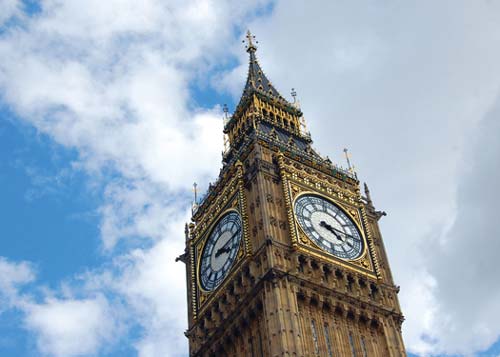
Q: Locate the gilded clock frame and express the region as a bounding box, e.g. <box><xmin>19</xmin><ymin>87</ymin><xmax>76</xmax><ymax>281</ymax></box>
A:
<box><xmin>292</xmin><ymin>191</ymin><xmax>369</xmax><ymax>262</ymax></box>
<box><xmin>196</xmin><ymin>208</ymin><xmax>244</xmax><ymax>294</ymax></box>
<box><xmin>189</xmin><ymin>162</ymin><xmax>252</xmax><ymax>319</ymax></box>
<box><xmin>276</xmin><ymin>152</ymin><xmax>380</xmax><ymax>279</ymax></box>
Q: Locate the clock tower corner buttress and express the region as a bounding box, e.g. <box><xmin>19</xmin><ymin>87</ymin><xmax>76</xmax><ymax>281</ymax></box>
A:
<box><xmin>178</xmin><ymin>31</ymin><xmax>406</xmax><ymax>357</ymax></box>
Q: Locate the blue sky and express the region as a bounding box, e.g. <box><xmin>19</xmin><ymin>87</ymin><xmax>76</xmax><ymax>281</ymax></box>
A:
<box><xmin>1</xmin><ymin>1</ymin><xmax>500</xmax><ymax>356</ymax></box>
<box><xmin>1</xmin><ymin>115</ymin><xmax>99</xmax><ymax>277</ymax></box>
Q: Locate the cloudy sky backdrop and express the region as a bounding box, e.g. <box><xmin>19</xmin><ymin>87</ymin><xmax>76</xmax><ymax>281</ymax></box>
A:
<box><xmin>1</xmin><ymin>1</ymin><xmax>500</xmax><ymax>356</ymax></box>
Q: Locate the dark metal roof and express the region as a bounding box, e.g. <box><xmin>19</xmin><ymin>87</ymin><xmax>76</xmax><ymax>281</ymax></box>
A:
<box><xmin>224</xmin><ymin>31</ymin><xmax>303</xmax><ymax>133</ymax></box>
<box><xmin>232</xmin><ymin>33</ymin><xmax>291</xmax><ymax>117</ymax></box>
<box><xmin>242</xmin><ymin>48</ymin><xmax>284</xmax><ymax>100</ymax></box>
<box><xmin>258</xmin><ymin>121</ymin><xmax>321</xmax><ymax>159</ymax></box>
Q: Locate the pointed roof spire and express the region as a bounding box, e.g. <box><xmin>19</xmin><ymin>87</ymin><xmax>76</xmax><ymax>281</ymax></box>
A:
<box><xmin>241</xmin><ymin>30</ymin><xmax>285</xmax><ymax>101</ymax></box>
<box><xmin>225</xmin><ymin>30</ymin><xmax>303</xmax><ymax>133</ymax></box>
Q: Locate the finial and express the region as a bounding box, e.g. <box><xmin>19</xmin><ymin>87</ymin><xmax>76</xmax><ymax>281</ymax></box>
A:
<box><xmin>191</xmin><ymin>182</ymin><xmax>199</xmax><ymax>215</ymax></box>
<box><xmin>192</xmin><ymin>182</ymin><xmax>198</xmax><ymax>204</ymax></box>
<box><xmin>343</xmin><ymin>148</ymin><xmax>356</xmax><ymax>177</ymax></box>
<box><xmin>343</xmin><ymin>148</ymin><xmax>352</xmax><ymax>171</ymax></box>
<box><xmin>364</xmin><ymin>182</ymin><xmax>373</xmax><ymax>206</ymax></box>
<box><xmin>223</xmin><ymin>103</ymin><xmax>229</xmax><ymax>126</ymax></box>
<box><xmin>291</xmin><ymin>88</ymin><xmax>301</xmax><ymax>109</ymax></box>
<box><xmin>243</xmin><ymin>30</ymin><xmax>258</xmax><ymax>52</ymax></box>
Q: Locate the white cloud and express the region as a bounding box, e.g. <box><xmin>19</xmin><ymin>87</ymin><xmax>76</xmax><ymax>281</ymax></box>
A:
<box><xmin>414</xmin><ymin>95</ymin><xmax>500</xmax><ymax>355</ymax></box>
<box><xmin>399</xmin><ymin>271</ymin><xmax>439</xmax><ymax>355</ymax></box>
<box><xmin>24</xmin><ymin>296</ymin><xmax>118</xmax><ymax>357</ymax></box>
<box><xmin>0</xmin><ymin>0</ymin><xmax>264</xmax><ymax>213</ymax></box>
<box><xmin>0</xmin><ymin>257</ymin><xmax>119</xmax><ymax>356</ymax></box>
<box><xmin>0</xmin><ymin>257</ymin><xmax>35</xmax><ymax>308</ymax></box>
<box><xmin>0</xmin><ymin>233</ymin><xmax>188</xmax><ymax>357</ymax></box>
<box><xmin>0</xmin><ymin>0</ymin><xmax>21</xmax><ymax>26</ymax></box>
<box><xmin>116</xmin><ymin>237</ymin><xmax>189</xmax><ymax>357</ymax></box>
<box><xmin>73</xmin><ymin>213</ymin><xmax>190</xmax><ymax>357</ymax></box>
<box><xmin>0</xmin><ymin>1</ymin><xmax>269</xmax><ymax>355</ymax></box>
<box><xmin>2</xmin><ymin>0</ymin><xmax>500</xmax><ymax>356</ymax></box>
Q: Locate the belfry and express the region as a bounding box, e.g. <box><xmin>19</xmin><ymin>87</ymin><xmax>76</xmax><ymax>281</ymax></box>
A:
<box><xmin>178</xmin><ymin>31</ymin><xmax>406</xmax><ymax>356</ymax></box>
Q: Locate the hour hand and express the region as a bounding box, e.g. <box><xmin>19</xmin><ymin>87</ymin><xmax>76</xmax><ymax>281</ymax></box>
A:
<box><xmin>215</xmin><ymin>246</ymin><xmax>231</xmax><ymax>258</ymax></box>
<box><xmin>319</xmin><ymin>220</ymin><xmax>333</xmax><ymax>231</ymax></box>
<box><xmin>320</xmin><ymin>221</ymin><xmax>343</xmax><ymax>241</ymax></box>
<box><xmin>215</xmin><ymin>229</ymin><xmax>240</xmax><ymax>258</ymax></box>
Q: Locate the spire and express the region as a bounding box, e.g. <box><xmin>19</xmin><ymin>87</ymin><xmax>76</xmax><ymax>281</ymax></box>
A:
<box><xmin>241</xmin><ymin>30</ymin><xmax>285</xmax><ymax>101</ymax></box>
<box><xmin>224</xmin><ymin>30</ymin><xmax>309</xmax><ymax>154</ymax></box>
<box><xmin>364</xmin><ymin>182</ymin><xmax>373</xmax><ymax>206</ymax></box>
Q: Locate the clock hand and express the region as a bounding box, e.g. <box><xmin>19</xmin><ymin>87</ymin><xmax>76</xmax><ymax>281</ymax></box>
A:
<box><xmin>333</xmin><ymin>228</ymin><xmax>356</xmax><ymax>239</ymax></box>
<box><xmin>222</xmin><ymin>229</ymin><xmax>241</xmax><ymax>250</ymax></box>
<box><xmin>319</xmin><ymin>221</ymin><xmax>355</xmax><ymax>248</ymax></box>
<box><xmin>324</xmin><ymin>223</ymin><xmax>357</xmax><ymax>241</ymax></box>
<box><xmin>319</xmin><ymin>221</ymin><xmax>344</xmax><ymax>242</ymax></box>
<box><xmin>214</xmin><ymin>229</ymin><xmax>241</xmax><ymax>258</ymax></box>
<box><xmin>215</xmin><ymin>246</ymin><xmax>231</xmax><ymax>258</ymax></box>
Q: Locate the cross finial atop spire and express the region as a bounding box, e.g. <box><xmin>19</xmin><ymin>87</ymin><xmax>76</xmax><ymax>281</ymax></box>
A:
<box><xmin>244</xmin><ymin>30</ymin><xmax>258</xmax><ymax>53</ymax></box>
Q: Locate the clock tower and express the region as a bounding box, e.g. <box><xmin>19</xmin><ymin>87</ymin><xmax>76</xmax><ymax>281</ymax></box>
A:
<box><xmin>178</xmin><ymin>31</ymin><xmax>406</xmax><ymax>356</ymax></box>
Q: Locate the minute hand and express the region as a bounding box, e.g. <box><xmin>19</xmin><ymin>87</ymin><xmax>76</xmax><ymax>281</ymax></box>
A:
<box><xmin>329</xmin><ymin>226</ymin><xmax>355</xmax><ymax>240</ymax></box>
<box><xmin>319</xmin><ymin>221</ymin><xmax>356</xmax><ymax>242</ymax></box>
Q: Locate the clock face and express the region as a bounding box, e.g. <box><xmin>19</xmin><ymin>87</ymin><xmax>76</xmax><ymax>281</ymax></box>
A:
<box><xmin>199</xmin><ymin>211</ymin><xmax>242</xmax><ymax>291</ymax></box>
<box><xmin>294</xmin><ymin>194</ymin><xmax>364</xmax><ymax>260</ymax></box>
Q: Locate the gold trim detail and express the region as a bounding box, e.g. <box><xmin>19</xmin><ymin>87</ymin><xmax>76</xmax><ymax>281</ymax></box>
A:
<box><xmin>192</xmin><ymin>172</ymin><xmax>241</xmax><ymax>244</ymax></box>
<box><xmin>196</xmin><ymin>208</ymin><xmax>243</xmax><ymax>294</ymax></box>
<box><xmin>292</xmin><ymin>191</ymin><xmax>368</xmax><ymax>262</ymax></box>
<box><xmin>360</xmin><ymin>205</ymin><xmax>382</xmax><ymax>279</ymax></box>
<box><xmin>277</xmin><ymin>152</ymin><xmax>298</xmax><ymax>248</ymax></box>
<box><xmin>192</xmin><ymin>163</ymin><xmax>253</xmax><ymax>314</ymax></box>
<box><xmin>278</xmin><ymin>154</ymin><xmax>379</xmax><ymax>277</ymax></box>
<box><xmin>236</xmin><ymin>161</ymin><xmax>252</xmax><ymax>256</ymax></box>
<box><xmin>189</xmin><ymin>239</ymin><xmax>197</xmax><ymax>320</ymax></box>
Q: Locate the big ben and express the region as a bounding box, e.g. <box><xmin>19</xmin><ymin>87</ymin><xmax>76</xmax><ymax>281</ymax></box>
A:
<box><xmin>178</xmin><ymin>31</ymin><xmax>406</xmax><ymax>356</ymax></box>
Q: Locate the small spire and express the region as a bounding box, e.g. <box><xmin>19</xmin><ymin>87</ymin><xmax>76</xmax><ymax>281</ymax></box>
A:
<box><xmin>237</xmin><ymin>30</ymin><xmax>286</xmax><ymax>101</ymax></box>
<box><xmin>192</xmin><ymin>182</ymin><xmax>198</xmax><ymax>204</ymax></box>
<box><xmin>343</xmin><ymin>148</ymin><xmax>353</xmax><ymax>171</ymax></box>
<box><xmin>364</xmin><ymin>182</ymin><xmax>373</xmax><ymax>206</ymax></box>
<box><xmin>291</xmin><ymin>88</ymin><xmax>297</xmax><ymax>103</ymax></box>
<box><xmin>243</xmin><ymin>30</ymin><xmax>258</xmax><ymax>53</ymax></box>
<box><xmin>291</xmin><ymin>87</ymin><xmax>301</xmax><ymax>109</ymax></box>
<box><xmin>222</xmin><ymin>103</ymin><xmax>229</xmax><ymax>126</ymax></box>
<box><xmin>191</xmin><ymin>182</ymin><xmax>199</xmax><ymax>215</ymax></box>
<box><xmin>343</xmin><ymin>148</ymin><xmax>357</xmax><ymax>178</ymax></box>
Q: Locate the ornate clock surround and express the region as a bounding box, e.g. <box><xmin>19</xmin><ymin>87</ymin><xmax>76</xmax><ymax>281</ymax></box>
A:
<box><xmin>189</xmin><ymin>163</ymin><xmax>252</xmax><ymax>319</ymax></box>
<box><xmin>277</xmin><ymin>152</ymin><xmax>381</xmax><ymax>279</ymax></box>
